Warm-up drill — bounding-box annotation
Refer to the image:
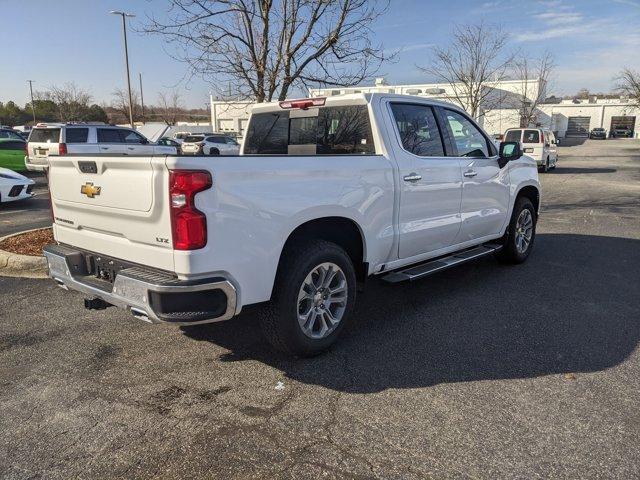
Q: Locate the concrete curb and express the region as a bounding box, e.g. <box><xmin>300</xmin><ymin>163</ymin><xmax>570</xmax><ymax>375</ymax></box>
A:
<box><xmin>0</xmin><ymin>228</ymin><xmax>49</xmax><ymax>279</ymax></box>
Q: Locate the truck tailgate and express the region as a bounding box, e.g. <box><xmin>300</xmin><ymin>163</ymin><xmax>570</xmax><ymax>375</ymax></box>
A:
<box><xmin>48</xmin><ymin>156</ymin><xmax>175</xmax><ymax>271</ymax></box>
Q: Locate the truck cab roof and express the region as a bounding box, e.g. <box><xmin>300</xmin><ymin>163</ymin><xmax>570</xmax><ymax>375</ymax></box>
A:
<box><xmin>249</xmin><ymin>93</ymin><xmax>468</xmax><ymax>115</ymax></box>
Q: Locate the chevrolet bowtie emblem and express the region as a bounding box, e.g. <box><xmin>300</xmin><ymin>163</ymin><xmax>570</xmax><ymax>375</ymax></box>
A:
<box><xmin>80</xmin><ymin>182</ymin><xmax>101</xmax><ymax>198</ymax></box>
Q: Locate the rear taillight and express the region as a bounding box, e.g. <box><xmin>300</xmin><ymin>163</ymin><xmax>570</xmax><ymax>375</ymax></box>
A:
<box><xmin>540</xmin><ymin>131</ymin><xmax>544</xmax><ymax>144</ymax></box>
<box><xmin>58</xmin><ymin>143</ymin><xmax>67</xmax><ymax>155</ymax></box>
<box><xmin>24</xmin><ymin>143</ymin><xmax>28</xmax><ymax>155</ymax></box>
<box><xmin>169</xmin><ymin>170</ymin><xmax>212</xmax><ymax>250</ymax></box>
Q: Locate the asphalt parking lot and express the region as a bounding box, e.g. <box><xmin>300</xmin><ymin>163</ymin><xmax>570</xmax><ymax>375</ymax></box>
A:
<box><xmin>1</xmin><ymin>139</ymin><xmax>639</xmax><ymax>479</ymax></box>
<box><xmin>0</xmin><ymin>174</ymin><xmax>50</xmax><ymax>236</ymax></box>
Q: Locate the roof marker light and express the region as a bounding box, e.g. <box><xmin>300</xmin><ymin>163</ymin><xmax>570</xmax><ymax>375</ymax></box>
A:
<box><xmin>279</xmin><ymin>97</ymin><xmax>326</xmax><ymax>110</ymax></box>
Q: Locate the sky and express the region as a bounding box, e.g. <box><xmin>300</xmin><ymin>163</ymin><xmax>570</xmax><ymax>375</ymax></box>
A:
<box><xmin>1</xmin><ymin>0</ymin><xmax>639</xmax><ymax>108</ymax></box>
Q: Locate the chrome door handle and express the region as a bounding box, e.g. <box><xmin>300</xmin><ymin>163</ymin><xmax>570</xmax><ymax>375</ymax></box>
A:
<box><xmin>100</xmin><ymin>147</ymin><xmax>109</xmax><ymax>150</ymax></box>
<box><xmin>403</xmin><ymin>173</ymin><xmax>422</xmax><ymax>182</ymax></box>
<box><xmin>463</xmin><ymin>170</ymin><xmax>477</xmax><ymax>178</ymax></box>
<box><xmin>127</xmin><ymin>147</ymin><xmax>135</xmax><ymax>150</ymax></box>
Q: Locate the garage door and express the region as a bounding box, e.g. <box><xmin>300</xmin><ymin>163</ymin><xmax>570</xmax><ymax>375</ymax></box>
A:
<box><xmin>566</xmin><ymin>116</ymin><xmax>591</xmax><ymax>137</ymax></box>
<box><xmin>610</xmin><ymin>116</ymin><xmax>636</xmax><ymax>134</ymax></box>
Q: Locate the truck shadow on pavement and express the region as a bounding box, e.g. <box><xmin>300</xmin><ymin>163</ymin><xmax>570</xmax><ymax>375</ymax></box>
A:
<box><xmin>181</xmin><ymin>233</ymin><xmax>640</xmax><ymax>393</ymax></box>
<box><xmin>551</xmin><ymin>167</ymin><xmax>616</xmax><ymax>174</ymax></box>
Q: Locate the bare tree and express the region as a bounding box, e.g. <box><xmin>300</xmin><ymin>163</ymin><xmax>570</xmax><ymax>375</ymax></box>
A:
<box><xmin>616</xmin><ymin>68</ymin><xmax>640</xmax><ymax>107</ymax></box>
<box><xmin>143</xmin><ymin>0</ymin><xmax>390</xmax><ymax>102</ymax></box>
<box><xmin>41</xmin><ymin>82</ymin><xmax>93</xmax><ymax>122</ymax></box>
<box><xmin>419</xmin><ymin>22</ymin><xmax>516</xmax><ymax>119</ymax></box>
<box><xmin>111</xmin><ymin>88</ymin><xmax>142</xmax><ymax>122</ymax></box>
<box><xmin>512</xmin><ymin>51</ymin><xmax>554</xmax><ymax>127</ymax></box>
<box><xmin>156</xmin><ymin>90</ymin><xmax>184</xmax><ymax>125</ymax></box>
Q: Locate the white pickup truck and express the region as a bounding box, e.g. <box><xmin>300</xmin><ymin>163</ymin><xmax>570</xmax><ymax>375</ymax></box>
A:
<box><xmin>44</xmin><ymin>93</ymin><xmax>540</xmax><ymax>356</ymax></box>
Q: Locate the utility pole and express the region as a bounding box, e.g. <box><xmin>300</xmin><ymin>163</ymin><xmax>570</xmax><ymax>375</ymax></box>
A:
<box><xmin>139</xmin><ymin>73</ymin><xmax>145</xmax><ymax>123</ymax></box>
<box><xmin>110</xmin><ymin>10</ymin><xmax>136</xmax><ymax>128</ymax></box>
<box><xmin>27</xmin><ymin>80</ymin><xmax>36</xmax><ymax>124</ymax></box>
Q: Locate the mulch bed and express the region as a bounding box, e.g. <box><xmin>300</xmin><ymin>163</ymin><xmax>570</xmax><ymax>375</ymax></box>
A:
<box><xmin>0</xmin><ymin>228</ymin><xmax>53</xmax><ymax>256</ymax></box>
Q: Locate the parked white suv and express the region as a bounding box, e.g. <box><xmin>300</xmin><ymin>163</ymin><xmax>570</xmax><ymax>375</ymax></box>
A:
<box><xmin>504</xmin><ymin>128</ymin><xmax>558</xmax><ymax>172</ymax></box>
<box><xmin>25</xmin><ymin>123</ymin><xmax>177</xmax><ymax>171</ymax></box>
<box><xmin>180</xmin><ymin>134</ymin><xmax>240</xmax><ymax>156</ymax></box>
<box><xmin>43</xmin><ymin>94</ymin><xmax>540</xmax><ymax>356</ymax></box>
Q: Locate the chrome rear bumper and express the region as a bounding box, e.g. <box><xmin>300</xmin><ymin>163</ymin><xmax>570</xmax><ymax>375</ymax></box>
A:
<box><xmin>43</xmin><ymin>244</ymin><xmax>237</xmax><ymax>325</ymax></box>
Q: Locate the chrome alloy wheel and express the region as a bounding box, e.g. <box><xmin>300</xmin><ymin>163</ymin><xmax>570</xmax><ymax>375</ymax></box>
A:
<box><xmin>515</xmin><ymin>209</ymin><xmax>534</xmax><ymax>254</ymax></box>
<box><xmin>297</xmin><ymin>262</ymin><xmax>348</xmax><ymax>339</ymax></box>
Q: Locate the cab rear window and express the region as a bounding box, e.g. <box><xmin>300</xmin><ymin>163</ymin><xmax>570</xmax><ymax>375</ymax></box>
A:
<box><xmin>244</xmin><ymin>105</ymin><xmax>375</xmax><ymax>155</ymax></box>
<box><xmin>29</xmin><ymin>128</ymin><xmax>61</xmax><ymax>143</ymax></box>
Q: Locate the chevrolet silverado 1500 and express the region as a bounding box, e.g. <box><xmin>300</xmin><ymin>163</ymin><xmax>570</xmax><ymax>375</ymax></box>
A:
<box><xmin>44</xmin><ymin>93</ymin><xmax>540</xmax><ymax>356</ymax></box>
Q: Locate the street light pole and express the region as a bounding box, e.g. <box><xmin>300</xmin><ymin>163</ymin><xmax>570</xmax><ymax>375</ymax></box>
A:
<box><xmin>139</xmin><ymin>73</ymin><xmax>145</xmax><ymax>124</ymax></box>
<box><xmin>27</xmin><ymin>80</ymin><xmax>36</xmax><ymax>124</ymax></box>
<box><xmin>110</xmin><ymin>10</ymin><xmax>136</xmax><ymax>128</ymax></box>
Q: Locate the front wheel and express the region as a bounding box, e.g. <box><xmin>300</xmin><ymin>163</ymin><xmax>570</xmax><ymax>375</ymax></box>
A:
<box><xmin>496</xmin><ymin>197</ymin><xmax>536</xmax><ymax>264</ymax></box>
<box><xmin>258</xmin><ymin>240</ymin><xmax>356</xmax><ymax>356</ymax></box>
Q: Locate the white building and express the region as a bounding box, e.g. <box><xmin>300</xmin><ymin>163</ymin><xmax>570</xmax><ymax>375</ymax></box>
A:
<box><xmin>210</xmin><ymin>77</ymin><xmax>638</xmax><ymax>139</ymax></box>
<box><xmin>209</xmin><ymin>99</ymin><xmax>253</xmax><ymax>138</ymax></box>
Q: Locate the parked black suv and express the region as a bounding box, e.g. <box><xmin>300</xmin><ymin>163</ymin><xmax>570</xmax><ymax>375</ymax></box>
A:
<box><xmin>589</xmin><ymin>128</ymin><xmax>606</xmax><ymax>139</ymax></box>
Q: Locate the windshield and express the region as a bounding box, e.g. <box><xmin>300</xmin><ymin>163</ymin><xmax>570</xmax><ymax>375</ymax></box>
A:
<box><xmin>184</xmin><ymin>135</ymin><xmax>204</xmax><ymax>143</ymax></box>
<box><xmin>29</xmin><ymin>128</ymin><xmax>61</xmax><ymax>143</ymax></box>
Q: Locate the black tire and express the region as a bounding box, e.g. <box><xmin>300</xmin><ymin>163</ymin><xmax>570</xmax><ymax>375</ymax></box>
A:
<box><xmin>496</xmin><ymin>197</ymin><xmax>536</xmax><ymax>264</ymax></box>
<box><xmin>208</xmin><ymin>148</ymin><xmax>220</xmax><ymax>156</ymax></box>
<box><xmin>258</xmin><ymin>240</ymin><xmax>356</xmax><ymax>357</ymax></box>
<box><xmin>540</xmin><ymin>157</ymin><xmax>550</xmax><ymax>173</ymax></box>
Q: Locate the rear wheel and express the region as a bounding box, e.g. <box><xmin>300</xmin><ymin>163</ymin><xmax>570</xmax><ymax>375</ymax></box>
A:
<box><xmin>496</xmin><ymin>197</ymin><xmax>536</xmax><ymax>264</ymax></box>
<box><xmin>540</xmin><ymin>157</ymin><xmax>550</xmax><ymax>173</ymax></box>
<box><xmin>208</xmin><ymin>148</ymin><xmax>220</xmax><ymax>156</ymax></box>
<box><xmin>258</xmin><ymin>240</ymin><xmax>356</xmax><ymax>356</ymax></box>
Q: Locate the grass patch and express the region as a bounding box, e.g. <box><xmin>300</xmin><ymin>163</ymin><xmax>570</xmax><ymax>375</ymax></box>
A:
<box><xmin>0</xmin><ymin>150</ymin><xmax>27</xmax><ymax>172</ymax></box>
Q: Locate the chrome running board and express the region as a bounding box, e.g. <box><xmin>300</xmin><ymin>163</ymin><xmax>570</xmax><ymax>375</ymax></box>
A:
<box><xmin>381</xmin><ymin>243</ymin><xmax>503</xmax><ymax>284</ymax></box>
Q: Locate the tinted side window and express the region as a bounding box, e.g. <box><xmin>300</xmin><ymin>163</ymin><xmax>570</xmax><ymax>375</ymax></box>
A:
<box><xmin>505</xmin><ymin>130</ymin><xmax>522</xmax><ymax>142</ymax></box>
<box><xmin>121</xmin><ymin>130</ymin><xmax>145</xmax><ymax>144</ymax></box>
<box><xmin>390</xmin><ymin>103</ymin><xmax>444</xmax><ymax>157</ymax></box>
<box><xmin>522</xmin><ymin>130</ymin><xmax>540</xmax><ymax>143</ymax></box>
<box><xmin>244</xmin><ymin>112</ymin><xmax>289</xmax><ymax>154</ymax></box>
<box><xmin>98</xmin><ymin>129</ymin><xmax>123</xmax><ymax>143</ymax></box>
<box><xmin>65</xmin><ymin>128</ymin><xmax>88</xmax><ymax>143</ymax></box>
<box><xmin>444</xmin><ymin>110</ymin><xmax>489</xmax><ymax>158</ymax></box>
<box><xmin>316</xmin><ymin>105</ymin><xmax>375</xmax><ymax>154</ymax></box>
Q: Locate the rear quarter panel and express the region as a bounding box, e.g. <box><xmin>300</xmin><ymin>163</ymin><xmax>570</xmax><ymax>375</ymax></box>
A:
<box><xmin>165</xmin><ymin>154</ymin><xmax>395</xmax><ymax>307</ymax></box>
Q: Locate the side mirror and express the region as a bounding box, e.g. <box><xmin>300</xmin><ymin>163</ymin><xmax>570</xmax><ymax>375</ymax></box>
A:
<box><xmin>141</xmin><ymin>138</ymin><xmax>149</xmax><ymax>145</ymax></box>
<box><xmin>498</xmin><ymin>141</ymin><xmax>522</xmax><ymax>168</ymax></box>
